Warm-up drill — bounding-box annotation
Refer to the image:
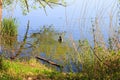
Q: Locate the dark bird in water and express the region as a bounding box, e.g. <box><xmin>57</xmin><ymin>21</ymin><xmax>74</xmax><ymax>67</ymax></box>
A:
<box><xmin>10</xmin><ymin>56</ymin><xmax>15</xmax><ymax>60</ymax></box>
<box><xmin>58</xmin><ymin>36</ymin><xmax>62</xmax><ymax>43</ymax></box>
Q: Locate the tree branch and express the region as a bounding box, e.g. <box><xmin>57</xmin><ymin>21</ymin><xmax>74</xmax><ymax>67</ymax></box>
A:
<box><xmin>10</xmin><ymin>20</ymin><xmax>30</xmax><ymax>60</ymax></box>
<box><xmin>36</xmin><ymin>56</ymin><xmax>63</xmax><ymax>68</ymax></box>
<box><xmin>24</xmin><ymin>0</ymin><xmax>29</xmax><ymax>12</ymax></box>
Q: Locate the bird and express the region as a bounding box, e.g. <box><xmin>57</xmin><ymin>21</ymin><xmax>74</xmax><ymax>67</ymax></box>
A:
<box><xmin>58</xmin><ymin>36</ymin><xmax>63</xmax><ymax>43</ymax></box>
<box><xmin>10</xmin><ymin>56</ymin><xmax>15</xmax><ymax>60</ymax></box>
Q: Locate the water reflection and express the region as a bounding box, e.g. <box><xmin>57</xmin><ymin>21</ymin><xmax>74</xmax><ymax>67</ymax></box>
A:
<box><xmin>1</xmin><ymin>19</ymin><xmax>120</xmax><ymax>72</ymax></box>
<box><xmin>0</xmin><ymin>19</ymin><xmax>77</xmax><ymax>72</ymax></box>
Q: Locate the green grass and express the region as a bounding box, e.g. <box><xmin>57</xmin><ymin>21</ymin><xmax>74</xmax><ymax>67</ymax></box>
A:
<box><xmin>0</xmin><ymin>58</ymin><xmax>89</xmax><ymax>80</ymax></box>
<box><xmin>1</xmin><ymin>18</ymin><xmax>18</xmax><ymax>36</ymax></box>
<box><xmin>1</xmin><ymin>18</ymin><xmax>18</xmax><ymax>51</ymax></box>
<box><xmin>0</xmin><ymin>58</ymin><xmax>51</xmax><ymax>80</ymax></box>
<box><xmin>0</xmin><ymin>53</ymin><xmax>119</xmax><ymax>80</ymax></box>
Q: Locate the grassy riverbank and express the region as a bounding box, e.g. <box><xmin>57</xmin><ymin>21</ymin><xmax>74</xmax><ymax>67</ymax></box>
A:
<box><xmin>0</xmin><ymin>58</ymin><xmax>85</xmax><ymax>80</ymax></box>
<box><xmin>0</xmin><ymin>55</ymin><xmax>120</xmax><ymax>80</ymax></box>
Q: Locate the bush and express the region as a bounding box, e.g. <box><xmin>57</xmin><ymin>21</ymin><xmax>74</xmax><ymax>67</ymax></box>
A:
<box><xmin>1</xmin><ymin>18</ymin><xmax>18</xmax><ymax>36</ymax></box>
<box><xmin>1</xmin><ymin>18</ymin><xmax>18</xmax><ymax>54</ymax></box>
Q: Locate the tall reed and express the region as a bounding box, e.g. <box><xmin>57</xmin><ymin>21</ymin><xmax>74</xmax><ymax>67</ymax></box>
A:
<box><xmin>1</xmin><ymin>18</ymin><xmax>18</xmax><ymax>57</ymax></box>
<box><xmin>1</xmin><ymin>18</ymin><xmax>18</xmax><ymax>36</ymax></box>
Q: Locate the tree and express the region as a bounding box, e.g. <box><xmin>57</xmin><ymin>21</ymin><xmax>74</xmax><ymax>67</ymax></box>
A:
<box><xmin>0</xmin><ymin>0</ymin><xmax>2</xmax><ymax>28</ymax></box>
<box><xmin>0</xmin><ymin>0</ymin><xmax>65</xmax><ymax>29</ymax></box>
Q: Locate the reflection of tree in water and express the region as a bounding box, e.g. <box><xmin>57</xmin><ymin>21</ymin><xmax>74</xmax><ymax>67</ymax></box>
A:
<box><xmin>30</xmin><ymin>26</ymin><xmax>57</xmax><ymax>45</ymax></box>
<box><xmin>0</xmin><ymin>19</ymin><xmax>70</xmax><ymax>63</ymax></box>
<box><xmin>28</xmin><ymin>26</ymin><xmax>71</xmax><ymax>71</ymax></box>
<box><xmin>0</xmin><ymin>19</ymin><xmax>77</xmax><ymax>71</ymax></box>
<box><xmin>29</xmin><ymin>25</ymin><xmax>69</xmax><ymax>59</ymax></box>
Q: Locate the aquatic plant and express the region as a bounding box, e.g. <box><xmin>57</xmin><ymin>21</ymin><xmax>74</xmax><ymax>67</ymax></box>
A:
<box><xmin>0</xmin><ymin>18</ymin><xmax>18</xmax><ymax>58</ymax></box>
<box><xmin>1</xmin><ymin>18</ymin><xmax>18</xmax><ymax>36</ymax></box>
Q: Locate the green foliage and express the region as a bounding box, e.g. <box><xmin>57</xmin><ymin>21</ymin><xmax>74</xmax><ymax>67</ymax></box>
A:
<box><xmin>3</xmin><ymin>0</ymin><xmax>65</xmax><ymax>15</ymax></box>
<box><xmin>45</xmin><ymin>0</ymin><xmax>58</xmax><ymax>2</ymax></box>
<box><xmin>0</xmin><ymin>58</ymin><xmax>90</xmax><ymax>80</ymax></box>
<box><xmin>0</xmin><ymin>73</ymin><xmax>21</xmax><ymax>80</ymax></box>
<box><xmin>0</xmin><ymin>58</ymin><xmax>52</xmax><ymax>80</ymax></box>
<box><xmin>64</xmin><ymin>38</ymin><xmax>120</xmax><ymax>79</ymax></box>
<box><xmin>3</xmin><ymin>0</ymin><xmax>14</xmax><ymax>7</ymax></box>
<box><xmin>17</xmin><ymin>0</ymin><xmax>65</xmax><ymax>15</ymax></box>
<box><xmin>104</xmin><ymin>54</ymin><xmax>120</xmax><ymax>72</ymax></box>
<box><xmin>0</xmin><ymin>57</ymin><xmax>9</xmax><ymax>71</ymax></box>
<box><xmin>1</xmin><ymin>18</ymin><xmax>18</xmax><ymax>53</ymax></box>
<box><xmin>0</xmin><ymin>43</ymin><xmax>120</xmax><ymax>79</ymax></box>
<box><xmin>2</xmin><ymin>18</ymin><xmax>18</xmax><ymax>36</ymax></box>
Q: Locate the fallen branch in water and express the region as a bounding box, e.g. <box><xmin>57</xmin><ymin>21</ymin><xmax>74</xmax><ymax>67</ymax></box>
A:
<box><xmin>35</xmin><ymin>56</ymin><xmax>63</xmax><ymax>68</ymax></box>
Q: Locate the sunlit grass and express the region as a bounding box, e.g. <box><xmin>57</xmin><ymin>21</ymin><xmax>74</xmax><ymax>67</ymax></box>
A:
<box><xmin>0</xmin><ymin>58</ymin><xmax>52</xmax><ymax>80</ymax></box>
<box><xmin>1</xmin><ymin>18</ymin><xmax>18</xmax><ymax>36</ymax></box>
<box><xmin>0</xmin><ymin>58</ymin><xmax>89</xmax><ymax>80</ymax></box>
